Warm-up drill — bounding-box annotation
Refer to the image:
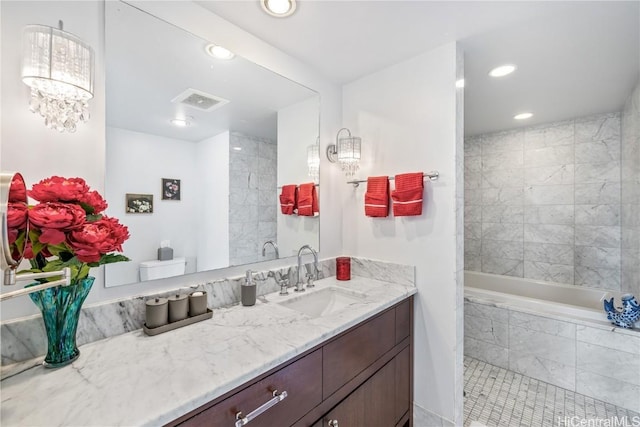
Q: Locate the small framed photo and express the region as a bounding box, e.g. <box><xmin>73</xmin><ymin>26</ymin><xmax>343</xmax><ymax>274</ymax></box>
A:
<box><xmin>126</xmin><ymin>193</ymin><xmax>153</xmax><ymax>214</ymax></box>
<box><xmin>162</xmin><ymin>178</ymin><xmax>181</xmax><ymax>201</ymax></box>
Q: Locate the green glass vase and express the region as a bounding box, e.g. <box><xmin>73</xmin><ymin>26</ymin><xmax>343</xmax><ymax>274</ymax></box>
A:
<box><xmin>28</xmin><ymin>276</ymin><xmax>94</xmax><ymax>368</ymax></box>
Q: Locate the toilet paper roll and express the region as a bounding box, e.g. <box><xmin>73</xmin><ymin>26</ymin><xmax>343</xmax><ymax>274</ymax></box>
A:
<box><xmin>189</xmin><ymin>291</ymin><xmax>208</xmax><ymax>316</ymax></box>
<box><xmin>168</xmin><ymin>294</ymin><xmax>189</xmax><ymax>322</ymax></box>
<box><xmin>145</xmin><ymin>298</ymin><xmax>169</xmax><ymax>328</ymax></box>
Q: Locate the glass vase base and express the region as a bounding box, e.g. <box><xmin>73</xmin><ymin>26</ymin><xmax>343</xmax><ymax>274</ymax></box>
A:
<box><xmin>43</xmin><ymin>349</ymin><xmax>80</xmax><ymax>369</ymax></box>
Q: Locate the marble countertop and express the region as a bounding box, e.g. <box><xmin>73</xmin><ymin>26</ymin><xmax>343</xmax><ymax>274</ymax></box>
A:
<box><xmin>0</xmin><ymin>276</ymin><xmax>416</xmax><ymax>427</ymax></box>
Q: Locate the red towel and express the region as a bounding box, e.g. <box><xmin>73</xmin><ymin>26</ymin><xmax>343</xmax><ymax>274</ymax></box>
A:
<box><xmin>391</xmin><ymin>172</ymin><xmax>424</xmax><ymax>216</ymax></box>
<box><xmin>279</xmin><ymin>185</ymin><xmax>297</xmax><ymax>215</ymax></box>
<box><xmin>297</xmin><ymin>183</ymin><xmax>318</xmax><ymax>216</ymax></box>
<box><xmin>364</xmin><ymin>176</ymin><xmax>389</xmax><ymax>217</ymax></box>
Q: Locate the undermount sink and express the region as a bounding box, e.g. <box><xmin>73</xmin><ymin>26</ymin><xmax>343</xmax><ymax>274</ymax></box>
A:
<box><xmin>278</xmin><ymin>287</ymin><xmax>367</xmax><ymax>318</ymax></box>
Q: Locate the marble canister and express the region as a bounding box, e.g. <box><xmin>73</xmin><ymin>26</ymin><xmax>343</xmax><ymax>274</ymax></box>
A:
<box><xmin>168</xmin><ymin>294</ymin><xmax>189</xmax><ymax>322</ymax></box>
<box><xmin>145</xmin><ymin>298</ymin><xmax>168</xmax><ymax>328</ymax></box>
<box><xmin>189</xmin><ymin>291</ymin><xmax>208</xmax><ymax>316</ymax></box>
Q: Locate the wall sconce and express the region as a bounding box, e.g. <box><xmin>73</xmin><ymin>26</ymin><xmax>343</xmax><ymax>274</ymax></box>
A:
<box><xmin>307</xmin><ymin>137</ymin><xmax>320</xmax><ymax>182</ymax></box>
<box><xmin>21</xmin><ymin>21</ymin><xmax>94</xmax><ymax>133</ymax></box>
<box><xmin>326</xmin><ymin>128</ymin><xmax>361</xmax><ymax>177</ymax></box>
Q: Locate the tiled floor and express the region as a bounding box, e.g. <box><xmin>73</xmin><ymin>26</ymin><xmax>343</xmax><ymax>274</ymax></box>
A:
<box><xmin>463</xmin><ymin>357</ymin><xmax>640</xmax><ymax>427</ymax></box>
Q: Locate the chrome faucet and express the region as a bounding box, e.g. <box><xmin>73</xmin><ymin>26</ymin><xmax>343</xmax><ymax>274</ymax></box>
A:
<box><xmin>296</xmin><ymin>245</ymin><xmax>318</xmax><ymax>292</ymax></box>
<box><xmin>261</xmin><ymin>240</ymin><xmax>279</xmax><ymax>259</ymax></box>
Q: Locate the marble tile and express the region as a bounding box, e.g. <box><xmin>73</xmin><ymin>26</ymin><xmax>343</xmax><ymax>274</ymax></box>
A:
<box><xmin>464</xmin><ymin>336</ymin><xmax>509</xmax><ymax>369</ymax></box>
<box><xmin>524</xmin><ymin>224</ymin><xmax>574</xmax><ymax>245</ymax></box>
<box><xmin>575</xmin><ymin>246</ymin><xmax>621</xmax><ymax>269</ymax></box>
<box><xmin>258</xmin><ymin>222</ymin><xmax>276</xmax><ymax>242</ymax></box>
<box><xmin>482</xmin><ymin>205</ymin><xmax>524</xmax><ymax>224</ymax></box>
<box><xmin>483</xmin><ymin>129</ymin><xmax>524</xmax><ymax>154</ymax></box>
<box><xmin>508</xmin><ymin>352</ymin><xmax>576</xmax><ymax>391</ymax></box>
<box><xmin>230</xmin><ymin>132</ymin><xmax>259</xmax><ymax>156</ymax></box>
<box><xmin>524</xmin><ymin>261</ymin><xmax>574</xmax><ymax>284</ymax></box>
<box><xmin>258</xmin><ymin>140</ymin><xmax>277</xmax><ymax>160</ymax></box>
<box><xmin>258</xmin><ymin>204</ymin><xmax>276</xmax><ymax>222</ymax></box>
<box><xmin>481</xmin><ymin>240</ymin><xmax>523</xmax><ymax>260</ymax></box>
<box><xmin>464</xmin><ymin>315</ymin><xmax>508</xmax><ymax>347</ymax></box>
<box><xmin>465</xmin><ymin>238</ymin><xmax>482</xmax><ymax>257</ymax></box>
<box><xmin>465</xmin><ymin>302</ymin><xmax>509</xmax><ymax>323</ymax></box>
<box><xmin>575</xmin><ymin>141</ymin><xmax>621</xmax><ymax>164</ymax></box>
<box><xmin>258</xmin><ymin>158</ymin><xmax>277</xmax><ymax>177</ymax></box>
<box><xmin>258</xmin><ymin>190</ymin><xmax>275</xmax><ymax>206</ymax></box>
<box><xmin>229</xmin><ymin>171</ymin><xmax>258</xmax><ymax>190</ymax></box>
<box><xmin>575</xmin><ymin>183</ymin><xmax>621</xmax><ymax>205</ymax></box>
<box><xmin>482</xmin><ymin>187</ymin><xmax>524</xmax><ymax>206</ymax></box>
<box><xmin>465</xmin><ymin>222</ymin><xmax>482</xmax><ymax>239</ymax></box>
<box><xmin>509</xmin><ymin>311</ymin><xmax>576</xmax><ymax>339</ymax></box>
<box><xmin>258</xmin><ymin>173</ymin><xmax>276</xmax><ymax>191</ymax></box>
<box><xmin>575</xmin><ymin>225</ymin><xmax>621</xmax><ymax>248</ymax></box>
<box><xmin>524</xmin><ymin>164</ymin><xmax>574</xmax><ymax>186</ymax></box>
<box><xmin>465</xmin><ymin>171</ymin><xmax>482</xmax><ymax>189</ymax></box>
<box><xmin>574</xmin><ymin>162</ymin><xmax>621</xmax><ymax>184</ymax></box>
<box><xmin>575</xmin><ymin>204</ymin><xmax>620</xmax><ymax>226</ymax></box>
<box><xmin>575</xmin><ymin>113</ymin><xmax>621</xmax><ymax>144</ymax></box>
<box><xmin>229</xmin><ymin>188</ymin><xmax>259</xmax><ymax>206</ymax></box>
<box><xmin>524</xmin><ymin>185</ymin><xmax>574</xmax><ymax>205</ymax></box>
<box><xmin>465</xmin><ymin>155</ymin><xmax>482</xmax><ymax>174</ymax></box>
<box><xmin>481</xmin><ymin>257</ymin><xmax>524</xmax><ymax>277</ymax></box>
<box><xmin>574</xmin><ymin>266</ymin><xmax>621</xmax><ymax>290</ymax></box>
<box><xmin>414</xmin><ymin>402</ymin><xmax>445</xmax><ymax>427</ymax></box>
<box><xmin>482</xmin><ymin>150</ymin><xmax>524</xmax><ymax>171</ymax></box>
<box><xmin>524</xmin><ymin>205</ymin><xmax>574</xmax><ymax>225</ymax></box>
<box><xmin>465</xmin><ymin>136</ymin><xmax>483</xmax><ymax>157</ymax></box>
<box><xmin>524</xmin><ymin>121</ymin><xmax>574</xmax><ymax>149</ymax></box>
<box><xmin>229</xmin><ymin>222</ymin><xmax>258</xmax><ymax>242</ymax></box>
<box><xmin>482</xmin><ymin>223</ymin><xmax>524</xmax><ymax>242</ymax></box>
<box><xmin>577</xmin><ymin>342</ymin><xmax>640</xmax><ymax>386</ymax></box>
<box><xmin>509</xmin><ymin>325</ymin><xmax>576</xmax><ymax>366</ymax></box>
<box><xmin>465</xmin><ymin>188</ymin><xmax>483</xmax><ymax>205</ymax></box>
<box><xmin>524</xmin><ymin>242</ymin><xmax>574</xmax><ymax>265</ymax></box>
<box><xmin>482</xmin><ymin>168</ymin><xmax>524</xmax><ymax>188</ymax></box>
<box><xmin>350</xmin><ymin>258</ymin><xmax>414</xmax><ymax>286</ymax></box>
<box><xmin>576</xmin><ymin>370</ymin><xmax>640</xmax><ymax>413</ymax></box>
<box><xmin>576</xmin><ymin>325</ymin><xmax>640</xmax><ymax>355</ymax></box>
<box><xmin>465</xmin><ymin>255</ymin><xmax>482</xmax><ymax>271</ymax></box>
<box><xmin>229</xmin><ymin>154</ymin><xmax>258</xmax><ymax>173</ymax></box>
<box><xmin>465</xmin><ymin>205</ymin><xmax>482</xmax><ymax>223</ymax></box>
<box><xmin>524</xmin><ymin>145</ymin><xmax>574</xmax><ymax>167</ymax></box>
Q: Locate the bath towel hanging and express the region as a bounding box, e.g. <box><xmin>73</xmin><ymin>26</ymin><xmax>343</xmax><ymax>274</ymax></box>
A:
<box><xmin>297</xmin><ymin>183</ymin><xmax>318</xmax><ymax>216</ymax></box>
<box><xmin>279</xmin><ymin>184</ymin><xmax>297</xmax><ymax>215</ymax></box>
<box><xmin>391</xmin><ymin>172</ymin><xmax>424</xmax><ymax>216</ymax></box>
<box><xmin>364</xmin><ymin>176</ymin><xmax>390</xmax><ymax>217</ymax></box>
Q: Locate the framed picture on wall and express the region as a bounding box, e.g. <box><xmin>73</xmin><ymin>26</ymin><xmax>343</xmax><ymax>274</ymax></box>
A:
<box><xmin>126</xmin><ymin>193</ymin><xmax>153</xmax><ymax>213</ymax></box>
<box><xmin>162</xmin><ymin>178</ymin><xmax>181</xmax><ymax>200</ymax></box>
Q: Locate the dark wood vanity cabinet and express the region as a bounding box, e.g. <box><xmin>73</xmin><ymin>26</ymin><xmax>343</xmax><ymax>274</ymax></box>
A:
<box><xmin>170</xmin><ymin>296</ymin><xmax>413</xmax><ymax>427</ymax></box>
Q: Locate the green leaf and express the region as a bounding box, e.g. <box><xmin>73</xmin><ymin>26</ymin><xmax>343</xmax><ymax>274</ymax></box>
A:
<box><xmin>97</xmin><ymin>254</ymin><xmax>130</xmax><ymax>266</ymax></box>
<box><xmin>42</xmin><ymin>260</ymin><xmax>65</xmax><ymax>272</ymax></box>
<box><xmin>79</xmin><ymin>201</ymin><xmax>95</xmax><ymax>215</ymax></box>
<box><xmin>86</xmin><ymin>214</ymin><xmax>103</xmax><ymax>222</ymax></box>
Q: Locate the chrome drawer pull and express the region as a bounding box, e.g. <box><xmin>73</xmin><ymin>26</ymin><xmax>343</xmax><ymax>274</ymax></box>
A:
<box><xmin>234</xmin><ymin>389</ymin><xmax>288</xmax><ymax>426</ymax></box>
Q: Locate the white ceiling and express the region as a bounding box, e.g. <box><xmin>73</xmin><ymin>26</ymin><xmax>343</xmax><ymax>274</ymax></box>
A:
<box><xmin>197</xmin><ymin>0</ymin><xmax>640</xmax><ymax>136</ymax></box>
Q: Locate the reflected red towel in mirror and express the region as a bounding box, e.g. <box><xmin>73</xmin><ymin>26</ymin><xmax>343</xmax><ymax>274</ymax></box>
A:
<box><xmin>391</xmin><ymin>172</ymin><xmax>424</xmax><ymax>216</ymax></box>
<box><xmin>279</xmin><ymin>184</ymin><xmax>297</xmax><ymax>215</ymax></box>
<box><xmin>297</xmin><ymin>183</ymin><xmax>318</xmax><ymax>216</ymax></box>
<box><xmin>364</xmin><ymin>176</ymin><xmax>389</xmax><ymax>217</ymax></box>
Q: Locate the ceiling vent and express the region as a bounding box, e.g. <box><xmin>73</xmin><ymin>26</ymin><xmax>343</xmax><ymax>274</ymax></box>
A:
<box><xmin>171</xmin><ymin>88</ymin><xmax>230</xmax><ymax>112</ymax></box>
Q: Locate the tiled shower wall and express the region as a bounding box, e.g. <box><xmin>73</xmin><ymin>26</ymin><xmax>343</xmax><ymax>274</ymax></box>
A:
<box><xmin>464</xmin><ymin>113</ymin><xmax>622</xmax><ymax>291</ymax></box>
<box><xmin>621</xmin><ymin>82</ymin><xmax>640</xmax><ymax>297</ymax></box>
<box><xmin>229</xmin><ymin>132</ymin><xmax>277</xmax><ymax>266</ymax></box>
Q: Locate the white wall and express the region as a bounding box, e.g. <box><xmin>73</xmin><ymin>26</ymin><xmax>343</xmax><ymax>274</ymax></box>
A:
<box><xmin>104</xmin><ymin>127</ymin><xmax>199</xmax><ymax>286</ymax></box>
<box><xmin>342</xmin><ymin>43</ymin><xmax>462</xmax><ymax>424</ymax></box>
<box><xmin>197</xmin><ymin>131</ymin><xmax>229</xmax><ymax>271</ymax></box>
<box><xmin>277</xmin><ymin>97</ymin><xmax>320</xmax><ymax>257</ymax></box>
<box><xmin>0</xmin><ymin>1</ymin><xmax>342</xmax><ymax>320</ymax></box>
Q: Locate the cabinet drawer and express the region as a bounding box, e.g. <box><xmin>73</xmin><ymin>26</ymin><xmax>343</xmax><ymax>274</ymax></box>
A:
<box><xmin>322</xmin><ymin>308</ymin><xmax>395</xmax><ymax>399</ymax></box>
<box><xmin>182</xmin><ymin>350</ymin><xmax>322</xmax><ymax>427</ymax></box>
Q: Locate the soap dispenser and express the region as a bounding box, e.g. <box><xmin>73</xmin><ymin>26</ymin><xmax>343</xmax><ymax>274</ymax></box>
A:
<box><xmin>241</xmin><ymin>270</ymin><xmax>257</xmax><ymax>306</ymax></box>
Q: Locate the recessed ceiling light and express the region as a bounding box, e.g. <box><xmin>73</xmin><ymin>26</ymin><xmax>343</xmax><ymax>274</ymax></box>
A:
<box><xmin>489</xmin><ymin>64</ymin><xmax>517</xmax><ymax>77</ymax></box>
<box><xmin>170</xmin><ymin>118</ymin><xmax>190</xmax><ymax>127</ymax></box>
<box><xmin>261</xmin><ymin>0</ymin><xmax>297</xmax><ymax>17</ymax></box>
<box><xmin>455</xmin><ymin>79</ymin><xmax>465</xmax><ymax>88</ymax></box>
<box><xmin>205</xmin><ymin>44</ymin><xmax>235</xmax><ymax>60</ymax></box>
<box><xmin>514</xmin><ymin>112</ymin><xmax>533</xmax><ymax>120</ymax></box>
<box><xmin>232</xmin><ymin>147</ymin><xmax>242</xmax><ymax>151</ymax></box>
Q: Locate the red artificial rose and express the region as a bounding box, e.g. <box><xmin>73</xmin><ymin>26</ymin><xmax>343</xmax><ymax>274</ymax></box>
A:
<box><xmin>68</xmin><ymin>217</ymin><xmax>129</xmax><ymax>263</ymax></box>
<box><xmin>9</xmin><ymin>176</ymin><xmax>27</xmax><ymax>203</ymax></box>
<box><xmin>80</xmin><ymin>190</ymin><xmax>108</xmax><ymax>214</ymax></box>
<box><xmin>29</xmin><ymin>176</ymin><xmax>89</xmax><ymax>203</ymax></box>
<box><xmin>7</xmin><ymin>203</ymin><xmax>28</xmax><ymax>229</ymax></box>
<box><xmin>28</xmin><ymin>202</ymin><xmax>86</xmax><ymax>245</ymax></box>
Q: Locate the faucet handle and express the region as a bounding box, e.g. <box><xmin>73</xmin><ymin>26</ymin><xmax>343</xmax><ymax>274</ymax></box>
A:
<box><xmin>306</xmin><ymin>273</ymin><xmax>315</xmax><ymax>288</ymax></box>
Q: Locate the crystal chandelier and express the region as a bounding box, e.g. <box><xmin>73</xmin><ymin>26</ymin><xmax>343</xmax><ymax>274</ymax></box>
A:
<box><xmin>21</xmin><ymin>22</ymin><xmax>94</xmax><ymax>133</ymax></box>
<box><xmin>307</xmin><ymin>138</ymin><xmax>320</xmax><ymax>182</ymax></box>
<box><xmin>326</xmin><ymin>128</ymin><xmax>361</xmax><ymax>177</ymax></box>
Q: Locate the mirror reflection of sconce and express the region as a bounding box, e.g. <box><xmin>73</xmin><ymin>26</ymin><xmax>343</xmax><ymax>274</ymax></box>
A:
<box><xmin>0</xmin><ymin>172</ymin><xmax>70</xmax><ymax>301</ymax></box>
<box><xmin>326</xmin><ymin>128</ymin><xmax>361</xmax><ymax>177</ymax></box>
<box><xmin>307</xmin><ymin>137</ymin><xmax>320</xmax><ymax>183</ymax></box>
<box><xmin>21</xmin><ymin>21</ymin><xmax>95</xmax><ymax>133</ymax></box>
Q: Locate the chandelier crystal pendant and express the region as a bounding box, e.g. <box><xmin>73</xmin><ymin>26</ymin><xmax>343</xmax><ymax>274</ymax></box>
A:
<box><xmin>21</xmin><ymin>22</ymin><xmax>94</xmax><ymax>133</ymax></box>
<box><xmin>307</xmin><ymin>138</ymin><xmax>320</xmax><ymax>182</ymax></box>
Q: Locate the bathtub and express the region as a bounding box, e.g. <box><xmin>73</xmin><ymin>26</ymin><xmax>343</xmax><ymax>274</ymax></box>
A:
<box><xmin>464</xmin><ymin>271</ymin><xmax>640</xmax><ymax>412</ymax></box>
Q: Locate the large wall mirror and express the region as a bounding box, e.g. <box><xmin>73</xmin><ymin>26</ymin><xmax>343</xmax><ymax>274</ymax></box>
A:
<box><xmin>104</xmin><ymin>2</ymin><xmax>320</xmax><ymax>287</ymax></box>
